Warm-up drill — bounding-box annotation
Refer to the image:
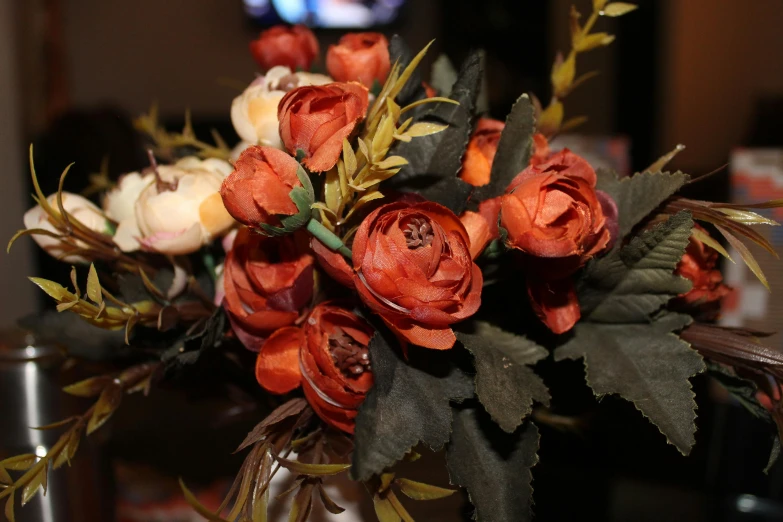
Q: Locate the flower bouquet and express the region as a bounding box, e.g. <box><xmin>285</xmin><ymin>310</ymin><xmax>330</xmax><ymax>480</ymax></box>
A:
<box><xmin>5</xmin><ymin>2</ymin><xmax>783</xmax><ymax>520</ymax></box>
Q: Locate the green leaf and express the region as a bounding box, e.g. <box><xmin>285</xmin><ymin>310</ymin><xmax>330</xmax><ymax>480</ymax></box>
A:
<box><xmin>389</xmin><ymin>50</ymin><xmax>483</xmax><ymax>214</ymax></box>
<box><xmin>472</xmin><ymin>94</ymin><xmax>536</xmax><ymax>203</ymax></box>
<box><xmin>457</xmin><ymin>322</ymin><xmax>549</xmax><ymax>433</ymax></box>
<box><xmin>596</xmin><ymin>169</ymin><xmax>689</xmax><ymax>239</ymax></box>
<box><xmin>274</xmin><ymin>457</ymin><xmax>350</xmax><ymax>477</ymax></box>
<box><xmin>447</xmin><ymin>408</ymin><xmax>539</xmax><ymax>522</ymax></box>
<box><xmin>396</xmin><ymin>479</ymin><xmax>456</xmax><ymax>501</ymax></box>
<box><xmin>351</xmin><ymin>327</ymin><xmax>474</xmax><ymax>482</ymax></box>
<box><xmin>555</xmin><ymin>313</ymin><xmax>705</xmax><ymax>454</ymax></box>
<box><xmin>578</xmin><ymin>211</ymin><xmax>694</xmax><ymax>323</ymax></box>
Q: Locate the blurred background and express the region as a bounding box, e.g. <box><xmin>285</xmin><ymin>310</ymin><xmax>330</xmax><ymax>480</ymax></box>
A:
<box><xmin>1</xmin><ymin>0</ymin><xmax>783</xmax><ymax>520</ymax></box>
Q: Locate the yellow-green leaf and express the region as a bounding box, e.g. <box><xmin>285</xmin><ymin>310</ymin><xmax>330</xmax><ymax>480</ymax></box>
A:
<box><xmin>274</xmin><ymin>457</ymin><xmax>350</xmax><ymax>477</ymax></box>
<box><xmin>373</xmin><ymin>495</ymin><xmax>401</xmax><ymax>522</ymax></box>
<box><xmin>714</xmin><ymin>208</ymin><xmax>779</xmax><ymax>226</ymax></box>
<box><xmin>374</xmin><ymin>156</ymin><xmax>409</xmax><ymax>170</ymax></box>
<box><xmin>86</xmin><ymin>264</ymin><xmax>103</xmax><ymax>304</ymax></box>
<box><xmin>87</xmin><ymin>381</ymin><xmax>122</xmax><ymax>435</ymax></box>
<box><xmin>691</xmin><ymin>227</ymin><xmax>732</xmax><ymax>262</ymax></box>
<box><xmin>646</xmin><ymin>143</ymin><xmax>686</xmax><ymax>173</ymax></box>
<box><xmin>395</xmin><ymin>479</ymin><xmax>456</xmax><ymax>501</ymax></box>
<box><xmin>6</xmin><ymin>228</ymin><xmax>62</xmax><ymax>254</ymax></box>
<box><xmin>538</xmin><ymin>101</ymin><xmax>564</xmax><ymax>135</ymax></box>
<box><xmin>551</xmin><ymin>52</ymin><xmax>576</xmax><ymax>98</ymax></box>
<box><xmin>63</xmin><ymin>375</ymin><xmax>112</xmax><ymax>398</ymax></box>
<box><xmin>574</xmin><ymin>32</ymin><xmax>615</xmax><ymax>52</ymax></box>
<box><xmin>0</xmin><ymin>467</ymin><xmax>12</xmax><ymax>485</ymax></box>
<box><xmin>342</xmin><ymin>139</ymin><xmax>357</xmax><ymax>179</ymax></box>
<box><xmin>5</xmin><ymin>493</ymin><xmax>14</xmax><ymax>522</ymax></box>
<box><xmin>179</xmin><ymin>478</ymin><xmax>230</xmax><ymax>522</ymax></box>
<box><xmin>0</xmin><ymin>455</ymin><xmax>36</xmax><ymax>472</ymax></box>
<box><xmin>29</xmin><ymin>278</ymin><xmax>71</xmax><ymax>301</ymax></box>
<box><xmin>602</xmin><ymin>2</ymin><xmax>638</xmax><ymax>16</ymax></box>
<box><xmin>594</xmin><ymin>0</ymin><xmax>608</xmax><ymax>10</ymax></box>
<box><xmin>716</xmin><ymin>225</ymin><xmax>769</xmax><ymax>290</ymax></box>
<box><xmin>21</xmin><ymin>467</ymin><xmax>46</xmax><ymax>506</ymax></box>
<box><xmin>403</xmin><ymin>122</ymin><xmax>448</xmax><ymax>139</ymax></box>
<box><xmin>387</xmin><ymin>492</ymin><xmax>415</xmax><ymax>522</ymax></box>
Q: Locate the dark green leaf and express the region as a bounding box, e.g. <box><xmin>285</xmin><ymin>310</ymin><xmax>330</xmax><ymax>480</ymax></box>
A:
<box><xmin>351</xmin><ymin>328</ymin><xmax>474</xmax><ymax>481</ymax></box>
<box><xmin>578</xmin><ymin>211</ymin><xmax>693</xmax><ymax>323</ymax></box>
<box><xmin>159</xmin><ymin>307</ymin><xmax>227</xmax><ymax>379</ymax></box>
<box><xmin>596</xmin><ymin>169</ymin><xmax>689</xmax><ymax>239</ymax></box>
<box><xmin>447</xmin><ymin>407</ymin><xmax>538</xmax><ymax>522</ymax></box>
<box><xmin>457</xmin><ymin>322</ymin><xmax>550</xmax><ymax>433</ymax></box>
<box><xmin>389</xmin><ymin>51</ymin><xmax>483</xmax><ymax>214</ymax></box>
<box><xmin>555</xmin><ymin>313</ymin><xmax>704</xmax><ymax>454</ymax></box>
<box><xmin>472</xmin><ymin>94</ymin><xmax>536</xmax><ymax>203</ymax></box>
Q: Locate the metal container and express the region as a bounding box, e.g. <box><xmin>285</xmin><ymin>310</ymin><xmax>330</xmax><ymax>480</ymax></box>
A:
<box><xmin>0</xmin><ymin>328</ymin><xmax>114</xmax><ymax>522</ymax></box>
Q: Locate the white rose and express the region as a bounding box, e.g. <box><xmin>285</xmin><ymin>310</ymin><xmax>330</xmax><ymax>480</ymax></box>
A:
<box><xmin>231</xmin><ymin>66</ymin><xmax>332</xmax><ymax>149</ymax></box>
<box><xmin>103</xmin><ymin>171</ymin><xmax>154</xmax><ymax>252</ymax></box>
<box><xmin>134</xmin><ymin>157</ymin><xmax>235</xmax><ymax>255</ymax></box>
<box><xmin>23</xmin><ymin>192</ymin><xmax>109</xmax><ymax>263</ymax></box>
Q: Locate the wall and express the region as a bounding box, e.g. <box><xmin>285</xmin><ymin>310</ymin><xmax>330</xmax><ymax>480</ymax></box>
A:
<box><xmin>660</xmin><ymin>0</ymin><xmax>783</xmax><ymax>172</ymax></box>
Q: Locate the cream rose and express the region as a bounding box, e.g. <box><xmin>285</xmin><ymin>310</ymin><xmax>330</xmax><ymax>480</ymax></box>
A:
<box><xmin>129</xmin><ymin>157</ymin><xmax>235</xmax><ymax>255</ymax></box>
<box><xmin>104</xmin><ymin>171</ymin><xmax>154</xmax><ymax>252</ymax></box>
<box><xmin>231</xmin><ymin>66</ymin><xmax>332</xmax><ymax>149</ymax></box>
<box><xmin>23</xmin><ymin>192</ymin><xmax>109</xmax><ymax>263</ymax></box>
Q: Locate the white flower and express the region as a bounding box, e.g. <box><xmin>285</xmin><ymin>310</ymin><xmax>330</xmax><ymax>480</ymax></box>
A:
<box><xmin>231</xmin><ymin>66</ymin><xmax>332</xmax><ymax>149</ymax></box>
<box><xmin>133</xmin><ymin>157</ymin><xmax>235</xmax><ymax>255</ymax></box>
<box><xmin>103</xmin><ymin>171</ymin><xmax>154</xmax><ymax>252</ymax></box>
<box><xmin>23</xmin><ymin>192</ymin><xmax>109</xmax><ymax>263</ymax></box>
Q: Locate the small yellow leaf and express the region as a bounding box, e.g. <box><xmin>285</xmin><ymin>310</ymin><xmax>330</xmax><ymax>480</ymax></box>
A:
<box><xmin>551</xmin><ymin>52</ymin><xmax>576</xmax><ymax>98</ymax></box>
<box><xmin>646</xmin><ymin>143</ymin><xmax>686</xmax><ymax>172</ymax></box>
<box><xmin>404</xmin><ymin>122</ymin><xmax>448</xmax><ymax>138</ymax></box>
<box><xmin>574</xmin><ymin>32</ymin><xmax>615</xmax><ymax>52</ymax></box>
<box><xmin>21</xmin><ymin>466</ymin><xmax>46</xmax><ymax>506</ymax></box>
<box><xmin>179</xmin><ymin>478</ymin><xmax>230</xmax><ymax>522</ymax></box>
<box><xmin>374</xmin><ymin>156</ymin><xmax>409</xmax><ymax>170</ymax></box>
<box><xmin>538</xmin><ymin>101</ymin><xmax>564</xmax><ymax>136</ymax></box>
<box><xmin>56</xmin><ymin>300</ymin><xmax>79</xmax><ymax>312</ymax></box>
<box><xmin>373</xmin><ymin>495</ymin><xmax>401</xmax><ymax>522</ymax></box>
<box><xmin>0</xmin><ymin>455</ymin><xmax>36</xmax><ymax>471</ymax></box>
<box><xmin>602</xmin><ymin>2</ymin><xmax>638</xmax><ymax>16</ymax></box>
<box><xmin>716</xmin><ymin>225</ymin><xmax>769</xmax><ymax>290</ymax></box>
<box><xmin>714</xmin><ymin>208</ymin><xmax>779</xmax><ymax>226</ymax></box>
<box><xmin>29</xmin><ymin>278</ymin><xmax>71</xmax><ymax>301</ymax></box>
<box><xmin>5</xmin><ymin>493</ymin><xmax>14</xmax><ymax>522</ymax></box>
<box><xmin>87</xmin><ymin>381</ymin><xmax>123</xmax><ymax>435</ymax></box>
<box><xmin>396</xmin><ymin>479</ymin><xmax>456</xmax><ymax>501</ymax></box>
<box><xmin>63</xmin><ymin>375</ymin><xmax>112</xmax><ymax>398</ymax></box>
<box><xmin>342</xmin><ymin>139</ymin><xmax>357</xmax><ymax>179</ymax></box>
<box><xmin>594</xmin><ymin>0</ymin><xmax>608</xmax><ymax>9</ymax></box>
<box><xmin>86</xmin><ymin>264</ymin><xmax>103</xmax><ymax>304</ymax></box>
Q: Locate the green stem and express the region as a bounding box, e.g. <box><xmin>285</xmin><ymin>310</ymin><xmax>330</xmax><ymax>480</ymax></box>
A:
<box><xmin>306</xmin><ymin>219</ymin><xmax>353</xmax><ymax>260</ymax></box>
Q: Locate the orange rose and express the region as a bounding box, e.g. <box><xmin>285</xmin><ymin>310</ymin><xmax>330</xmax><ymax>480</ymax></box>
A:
<box><xmin>278</xmin><ymin>82</ymin><xmax>369</xmax><ymax>172</ymax></box>
<box><xmin>675</xmin><ymin>225</ymin><xmax>730</xmax><ymax>309</ymax></box>
<box><xmin>255</xmin><ymin>304</ymin><xmax>374</xmax><ymax>433</ymax></box>
<box><xmin>500</xmin><ymin>150</ymin><xmax>612</xmax><ymax>334</ymax></box>
<box><xmin>220</xmin><ymin>145</ymin><xmax>301</xmax><ymax>230</ymax></box>
<box><xmin>350</xmin><ymin>201</ymin><xmax>482</xmax><ymax>350</ymax></box>
<box><xmin>460</xmin><ymin>118</ymin><xmax>505</xmax><ymax>187</ymax></box>
<box><xmin>222</xmin><ymin>228</ymin><xmax>314</xmax><ymax>350</ymax></box>
<box><xmin>249</xmin><ymin>25</ymin><xmax>319</xmax><ymax>72</ymax></box>
<box><xmin>326</xmin><ymin>32</ymin><xmax>391</xmax><ymax>88</ymax></box>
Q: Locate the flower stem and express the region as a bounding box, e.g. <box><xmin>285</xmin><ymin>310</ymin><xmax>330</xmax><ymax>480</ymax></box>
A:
<box><xmin>306</xmin><ymin>219</ymin><xmax>353</xmax><ymax>260</ymax></box>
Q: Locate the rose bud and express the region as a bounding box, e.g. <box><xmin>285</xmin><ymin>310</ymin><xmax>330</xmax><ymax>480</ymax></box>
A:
<box><xmin>350</xmin><ymin>201</ymin><xmax>482</xmax><ymax>350</ymax></box>
<box><xmin>255</xmin><ymin>304</ymin><xmax>374</xmax><ymax>433</ymax></box>
<box><xmin>231</xmin><ymin>66</ymin><xmax>332</xmax><ymax>150</ymax></box>
<box><xmin>500</xmin><ymin>150</ymin><xmax>614</xmax><ymax>334</ymax></box>
<box><xmin>674</xmin><ymin>225</ymin><xmax>730</xmax><ymax>316</ymax></box>
<box><xmin>131</xmin><ymin>157</ymin><xmax>234</xmax><ymax>255</ymax></box>
<box><xmin>23</xmin><ymin>192</ymin><xmax>110</xmax><ymax>263</ymax></box>
<box><xmin>220</xmin><ymin>145</ymin><xmax>314</xmax><ymax>236</ymax></box>
<box><xmin>249</xmin><ymin>24</ymin><xmax>319</xmax><ymax>72</ymax></box>
<box><xmin>326</xmin><ymin>32</ymin><xmax>391</xmax><ymax>88</ymax></box>
<box><xmin>223</xmin><ymin>228</ymin><xmax>314</xmax><ymax>351</ymax></box>
<box><xmin>460</xmin><ymin>118</ymin><xmax>504</xmax><ymax>187</ymax></box>
<box><xmin>278</xmin><ymin>82</ymin><xmax>369</xmax><ymax>172</ymax></box>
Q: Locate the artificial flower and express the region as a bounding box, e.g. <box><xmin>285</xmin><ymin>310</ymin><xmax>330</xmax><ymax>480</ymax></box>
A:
<box><xmin>349</xmin><ymin>201</ymin><xmax>482</xmax><ymax>350</ymax></box>
<box><xmin>103</xmin><ymin>171</ymin><xmax>153</xmax><ymax>252</ymax></box>
<box><xmin>500</xmin><ymin>149</ymin><xmax>612</xmax><ymax>334</ymax></box>
<box><xmin>223</xmin><ymin>228</ymin><xmax>314</xmax><ymax>351</ymax></box>
<box><xmin>278</xmin><ymin>82</ymin><xmax>369</xmax><ymax>172</ymax></box>
<box><xmin>460</xmin><ymin>118</ymin><xmax>505</xmax><ymax>187</ymax></box>
<box><xmin>23</xmin><ymin>192</ymin><xmax>110</xmax><ymax>263</ymax></box>
<box><xmin>132</xmin><ymin>157</ymin><xmax>234</xmax><ymax>255</ymax></box>
<box><xmin>326</xmin><ymin>32</ymin><xmax>391</xmax><ymax>88</ymax></box>
<box><xmin>231</xmin><ymin>66</ymin><xmax>332</xmax><ymax>149</ymax></box>
<box><xmin>675</xmin><ymin>225</ymin><xmax>731</xmax><ymax>309</ymax></box>
<box><xmin>249</xmin><ymin>24</ymin><xmax>319</xmax><ymax>72</ymax></box>
<box><xmin>220</xmin><ymin>145</ymin><xmax>302</xmax><ymax>231</ymax></box>
<box><xmin>255</xmin><ymin>303</ymin><xmax>373</xmax><ymax>433</ymax></box>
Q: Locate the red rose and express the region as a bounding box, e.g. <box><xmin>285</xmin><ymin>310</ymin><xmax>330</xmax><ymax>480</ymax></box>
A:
<box><xmin>220</xmin><ymin>145</ymin><xmax>301</xmax><ymax>230</ymax></box>
<box><xmin>249</xmin><ymin>25</ymin><xmax>319</xmax><ymax>72</ymax></box>
<box><xmin>675</xmin><ymin>225</ymin><xmax>730</xmax><ymax>308</ymax></box>
<box><xmin>223</xmin><ymin>228</ymin><xmax>314</xmax><ymax>350</ymax></box>
<box><xmin>460</xmin><ymin>118</ymin><xmax>504</xmax><ymax>187</ymax></box>
<box><xmin>350</xmin><ymin>201</ymin><xmax>482</xmax><ymax>350</ymax></box>
<box><xmin>326</xmin><ymin>32</ymin><xmax>391</xmax><ymax>88</ymax></box>
<box><xmin>278</xmin><ymin>82</ymin><xmax>369</xmax><ymax>172</ymax></box>
<box><xmin>255</xmin><ymin>304</ymin><xmax>374</xmax><ymax>433</ymax></box>
<box><xmin>500</xmin><ymin>150</ymin><xmax>612</xmax><ymax>334</ymax></box>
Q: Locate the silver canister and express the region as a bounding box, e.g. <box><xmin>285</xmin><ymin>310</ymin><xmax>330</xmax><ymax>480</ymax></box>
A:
<box><xmin>0</xmin><ymin>328</ymin><xmax>114</xmax><ymax>522</ymax></box>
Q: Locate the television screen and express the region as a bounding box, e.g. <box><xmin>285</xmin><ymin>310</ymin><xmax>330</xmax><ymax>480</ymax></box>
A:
<box><xmin>244</xmin><ymin>0</ymin><xmax>407</xmax><ymax>28</ymax></box>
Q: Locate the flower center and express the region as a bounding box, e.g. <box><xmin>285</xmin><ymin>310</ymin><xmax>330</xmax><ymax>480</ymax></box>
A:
<box><xmin>328</xmin><ymin>328</ymin><xmax>370</xmax><ymax>378</ymax></box>
<box><xmin>403</xmin><ymin>218</ymin><xmax>434</xmax><ymax>249</ymax></box>
<box><xmin>275</xmin><ymin>74</ymin><xmax>300</xmax><ymax>92</ymax></box>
